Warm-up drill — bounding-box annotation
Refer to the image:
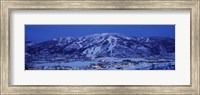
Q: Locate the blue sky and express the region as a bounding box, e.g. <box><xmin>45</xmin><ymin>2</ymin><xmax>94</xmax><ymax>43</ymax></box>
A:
<box><xmin>25</xmin><ymin>25</ymin><xmax>175</xmax><ymax>43</ymax></box>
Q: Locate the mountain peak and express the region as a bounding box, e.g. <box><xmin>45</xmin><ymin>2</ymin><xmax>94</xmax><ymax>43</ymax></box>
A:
<box><xmin>100</xmin><ymin>32</ymin><xmax>119</xmax><ymax>36</ymax></box>
<box><xmin>83</xmin><ymin>33</ymin><xmax>131</xmax><ymax>40</ymax></box>
<box><xmin>52</xmin><ymin>37</ymin><xmax>74</xmax><ymax>41</ymax></box>
<box><xmin>27</xmin><ymin>33</ymin><xmax>175</xmax><ymax>59</ymax></box>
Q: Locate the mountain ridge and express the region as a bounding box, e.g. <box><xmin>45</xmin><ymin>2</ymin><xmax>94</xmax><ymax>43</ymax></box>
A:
<box><xmin>26</xmin><ymin>33</ymin><xmax>175</xmax><ymax>60</ymax></box>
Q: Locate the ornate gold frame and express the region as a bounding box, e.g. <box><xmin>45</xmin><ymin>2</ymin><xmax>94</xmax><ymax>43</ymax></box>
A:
<box><xmin>1</xmin><ymin>0</ymin><xmax>199</xmax><ymax>94</ymax></box>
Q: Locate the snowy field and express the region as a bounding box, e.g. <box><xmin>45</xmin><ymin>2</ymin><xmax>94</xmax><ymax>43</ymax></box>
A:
<box><xmin>26</xmin><ymin>57</ymin><xmax>175</xmax><ymax>70</ymax></box>
<box><xmin>34</xmin><ymin>61</ymin><xmax>97</xmax><ymax>67</ymax></box>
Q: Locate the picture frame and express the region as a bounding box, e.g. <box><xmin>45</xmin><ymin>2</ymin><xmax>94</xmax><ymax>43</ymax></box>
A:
<box><xmin>0</xmin><ymin>0</ymin><xmax>199</xmax><ymax>94</ymax></box>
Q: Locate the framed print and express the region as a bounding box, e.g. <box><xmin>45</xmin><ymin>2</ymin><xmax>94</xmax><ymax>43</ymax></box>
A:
<box><xmin>1</xmin><ymin>0</ymin><xmax>200</xmax><ymax>94</ymax></box>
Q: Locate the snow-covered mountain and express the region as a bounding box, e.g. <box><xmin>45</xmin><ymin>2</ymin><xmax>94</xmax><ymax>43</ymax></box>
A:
<box><xmin>26</xmin><ymin>33</ymin><xmax>175</xmax><ymax>59</ymax></box>
<box><xmin>25</xmin><ymin>41</ymin><xmax>35</xmax><ymax>48</ymax></box>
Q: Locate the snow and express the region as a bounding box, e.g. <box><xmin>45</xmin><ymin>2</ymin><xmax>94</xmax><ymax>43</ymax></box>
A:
<box><xmin>64</xmin><ymin>42</ymin><xmax>80</xmax><ymax>50</ymax></box>
<box><xmin>65</xmin><ymin>37</ymin><xmax>75</xmax><ymax>43</ymax></box>
<box><xmin>137</xmin><ymin>46</ymin><xmax>147</xmax><ymax>51</ymax></box>
<box><xmin>83</xmin><ymin>46</ymin><xmax>101</xmax><ymax>58</ymax></box>
<box><xmin>53</xmin><ymin>38</ymin><xmax>57</xmax><ymax>41</ymax></box>
<box><xmin>107</xmin><ymin>36</ymin><xmax>117</xmax><ymax>56</ymax></box>
<box><xmin>95</xmin><ymin>57</ymin><xmax>148</xmax><ymax>62</ymax></box>
<box><xmin>146</xmin><ymin>38</ymin><xmax>149</xmax><ymax>42</ymax></box>
<box><xmin>124</xmin><ymin>62</ymin><xmax>151</xmax><ymax>69</ymax></box>
<box><xmin>78</xmin><ymin>43</ymin><xmax>83</xmax><ymax>48</ymax></box>
<box><xmin>85</xmin><ymin>33</ymin><xmax>99</xmax><ymax>38</ymax></box>
<box><xmin>25</xmin><ymin>53</ymin><xmax>31</xmax><ymax>56</ymax></box>
<box><xmin>159</xmin><ymin>45</ymin><xmax>166</xmax><ymax>54</ymax></box>
<box><xmin>33</xmin><ymin>61</ymin><xmax>98</xmax><ymax>67</ymax></box>
<box><xmin>95</xmin><ymin>57</ymin><xmax>122</xmax><ymax>62</ymax></box>
<box><xmin>101</xmin><ymin>33</ymin><xmax>110</xmax><ymax>36</ymax></box>
<box><xmin>56</xmin><ymin>43</ymin><xmax>63</xmax><ymax>46</ymax></box>
<box><xmin>27</xmin><ymin>57</ymin><xmax>174</xmax><ymax>70</ymax></box>
<box><xmin>31</xmin><ymin>57</ymin><xmax>148</xmax><ymax>68</ymax></box>
<box><xmin>55</xmin><ymin>37</ymin><xmax>75</xmax><ymax>46</ymax></box>
<box><xmin>56</xmin><ymin>38</ymin><xmax>64</xmax><ymax>46</ymax></box>
<box><xmin>26</xmin><ymin>42</ymin><xmax>35</xmax><ymax>47</ymax></box>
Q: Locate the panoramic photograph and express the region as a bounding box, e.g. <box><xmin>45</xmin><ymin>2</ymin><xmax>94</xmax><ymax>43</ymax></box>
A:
<box><xmin>25</xmin><ymin>25</ymin><xmax>175</xmax><ymax>70</ymax></box>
